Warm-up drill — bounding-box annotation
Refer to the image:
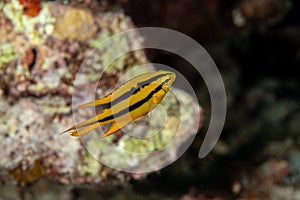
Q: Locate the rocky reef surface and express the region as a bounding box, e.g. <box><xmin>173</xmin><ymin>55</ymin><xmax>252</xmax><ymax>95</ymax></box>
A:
<box><xmin>0</xmin><ymin>1</ymin><xmax>202</xmax><ymax>196</ymax></box>
<box><xmin>2</xmin><ymin>0</ymin><xmax>300</xmax><ymax>199</ymax></box>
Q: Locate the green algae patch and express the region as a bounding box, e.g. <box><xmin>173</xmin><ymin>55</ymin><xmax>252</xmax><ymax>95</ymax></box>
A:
<box><xmin>0</xmin><ymin>43</ymin><xmax>17</xmax><ymax>67</ymax></box>
<box><xmin>88</xmin><ymin>31</ymin><xmax>131</xmax><ymax>72</ymax></box>
<box><xmin>78</xmin><ymin>149</ymin><xmax>101</xmax><ymax>177</ymax></box>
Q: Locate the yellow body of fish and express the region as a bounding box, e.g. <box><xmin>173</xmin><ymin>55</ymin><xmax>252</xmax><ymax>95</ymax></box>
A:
<box><xmin>61</xmin><ymin>70</ymin><xmax>176</xmax><ymax>138</ymax></box>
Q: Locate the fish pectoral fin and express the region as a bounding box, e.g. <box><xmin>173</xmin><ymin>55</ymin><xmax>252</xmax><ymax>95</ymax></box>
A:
<box><xmin>100</xmin><ymin>120</ymin><xmax>129</xmax><ymax>138</ymax></box>
<box><xmin>77</xmin><ymin>94</ymin><xmax>112</xmax><ymax>109</ymax></box>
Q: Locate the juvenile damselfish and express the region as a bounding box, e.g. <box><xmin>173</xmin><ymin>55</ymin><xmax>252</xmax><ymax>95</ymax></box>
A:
<box><xmin>61</xmin><ymin>70</ymin><xmax>176</xmax><ymax>138</ymax></box>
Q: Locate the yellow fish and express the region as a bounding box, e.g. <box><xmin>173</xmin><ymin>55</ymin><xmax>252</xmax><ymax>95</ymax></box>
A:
<box><xmin>61</xmin><ymin>70</ymin><xmax>176</xmax><ymax>138</ymax></box>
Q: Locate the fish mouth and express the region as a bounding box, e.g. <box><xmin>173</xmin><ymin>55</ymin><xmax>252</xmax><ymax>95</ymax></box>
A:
<box><xmin>168</xmin><ymin>72</ymin><xmax>176</xmax><ymax>80</ymax></box>
<box><xmin>163</xmin><ymin>72</ymin><xmax>176</xmax><ymax>89</ymax></box>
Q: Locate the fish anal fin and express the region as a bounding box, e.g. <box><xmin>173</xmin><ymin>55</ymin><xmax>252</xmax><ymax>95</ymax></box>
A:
<box><xmin>100</xmin><ymin>120</ymin><xmax>129</xmax><ymax>138</ymax></box>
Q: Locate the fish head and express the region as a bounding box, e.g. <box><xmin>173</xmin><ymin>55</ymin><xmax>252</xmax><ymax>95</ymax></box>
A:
<box><xmin>149</xmin><ymin>70</ymin><xmax>176</xmax><ymax>107</ymax></box>
<box><xmin>156</xmin><ymin>70</ymin><xmax>176</xmax><ymax>92</ymax></box>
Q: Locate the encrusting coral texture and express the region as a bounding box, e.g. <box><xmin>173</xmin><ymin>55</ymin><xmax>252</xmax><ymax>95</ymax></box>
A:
<box><xmin>0</xmin><ymin>0</ymin><xmax>203</xmax><ymax>188</ymax></box>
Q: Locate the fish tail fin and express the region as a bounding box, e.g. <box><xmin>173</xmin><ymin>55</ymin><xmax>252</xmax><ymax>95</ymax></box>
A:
<box><xmin>69</xmin><ymin>122</ymin><xmax>102</xmax><ymax>137</ymax></box>
<box><xmin>60</xmin><ymin>112</ymin><xmax>111</xmax><ymax>136</ymax></box>
<box><xmin>60</xmin><ymin>125</ymin><xmax>77</xmax><ymax>135</ymax></box>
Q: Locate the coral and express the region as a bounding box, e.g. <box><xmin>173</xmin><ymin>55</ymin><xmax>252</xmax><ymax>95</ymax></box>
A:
<box><xmin>90</xmin><ymin>36</ymin><xmax>131</xmax><ymax>72</ymax></box>
<box><xmin>0</xmin><ymin>1</ymin><xmax>202</xmax><ymax>188</ymax></box>
<box><xmin>3</xmin><ymin>0</ymin><xmax>55</xmax><ymax>44</ymax></box>
<box><xmin>0</xmin><ymin>43</ymin><xmax>17</xmax><ymax>68</ymax></box>
<box><xmin>19</xmin><ymin>0</ymin><xmax>42</xmax><ymax>17</ymax></box>
<box><xmin>0</xmin><ymin>97</ymin><xmax>80</xmax><ymax>183</ymax></box>
<box><xmin>180</xmin><ymin>189</ymin><xmax>229</xmax><ymax>200</ymax></box>
<box><xmin>51</xmin><ymin>4</ymin><xmax>97</xmax><ymax>41</ymax></box>
<box><xmin>9</xmin><ymin>158</ymin><xmax>46</xmax><ymax>186</ymax></box>
<box><xmin>0</xmin><ymin>44</ymin><xmax>74</xmax><ymax>99</ymax></box>
<box><xmin>232</xmin><ymin>0</ymin><xmax>292</xmax><ymax>27</ymax></box>
<box><xmin>77</xmin><ymin>151</ymin><xmax>101</xmax><ymax>176</ymax></box>
<box><xmin>230</xmin><ymin>159</ymin><xmax>298</xmax><ymax>200</ymax></box>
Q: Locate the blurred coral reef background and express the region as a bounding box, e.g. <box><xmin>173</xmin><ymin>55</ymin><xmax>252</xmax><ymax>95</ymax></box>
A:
<box><xmin>1</xmin><ymin>0</ymin><xmax>300</xmax><ymax>199</ymax></box>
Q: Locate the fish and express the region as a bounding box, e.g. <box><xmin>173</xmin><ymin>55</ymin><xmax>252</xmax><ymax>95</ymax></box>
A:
<box><xmin>61</xmin><ymin>70</ymin><xmax>176</xmax><ymax>138</ymax></box>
